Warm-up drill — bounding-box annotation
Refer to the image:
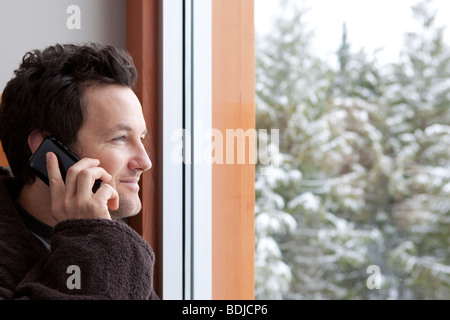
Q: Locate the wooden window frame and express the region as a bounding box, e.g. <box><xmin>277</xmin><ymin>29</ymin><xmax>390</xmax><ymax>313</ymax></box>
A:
<box><xmin>212</xmin><ymin>0</ymin><xmax>255</xmax><ymax>300</ymax></box>
<box><xmin>0</xmin><ymin>0</ymin><xmax>255</xmax><ymax>300</ymax></box>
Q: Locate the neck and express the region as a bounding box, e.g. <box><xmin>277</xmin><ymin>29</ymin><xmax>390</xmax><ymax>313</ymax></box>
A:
<box><xmin>17</xmin><ymin>180</ymin><xmax>58</xmax><ymax>227</ymax></box>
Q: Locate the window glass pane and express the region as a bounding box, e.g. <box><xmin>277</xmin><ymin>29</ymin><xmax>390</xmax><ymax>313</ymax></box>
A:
<box><xmin>255</xmin><ymin>0</ymin><xmax>450</xmax><ymax>299</ymax></box>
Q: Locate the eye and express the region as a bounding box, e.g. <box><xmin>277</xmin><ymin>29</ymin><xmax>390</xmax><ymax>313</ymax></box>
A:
<box><xmin>113</xmin><ymin>135</ymin><xmax>127</xmax><ymax>142</ymax></box>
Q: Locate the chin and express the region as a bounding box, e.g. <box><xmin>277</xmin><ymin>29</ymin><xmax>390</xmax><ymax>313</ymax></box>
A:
<box><xmin>109</xmin><ymin>197</ymin><xmax>142</xmax><ymax>220</ymax></box>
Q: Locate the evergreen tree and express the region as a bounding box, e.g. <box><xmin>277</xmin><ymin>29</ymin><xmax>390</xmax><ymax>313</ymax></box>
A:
<box><xmin>385</xmin><ymin>0</ymin><xmax>450</xmax><ymax>299</ymax></box>
<box><xmin>255</xmin><ymin>0</ymin><xmax>450</xmax><ymax>299</ymax></box>
<box><xmin>256</xmin><ymin>0</ymin><xmax>388</xmax><ymax>299</ymax></box>
<box><xmin>334</xmin><ymin>22</ymin><xmax>385</xmax><ymax>102</ymax></box>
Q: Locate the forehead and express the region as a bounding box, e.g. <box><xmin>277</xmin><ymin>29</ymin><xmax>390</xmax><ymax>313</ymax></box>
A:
<box><xmin>82</xmin><ymin>84</ymin><xmax>146</xmax><ymax>133</ymax></box>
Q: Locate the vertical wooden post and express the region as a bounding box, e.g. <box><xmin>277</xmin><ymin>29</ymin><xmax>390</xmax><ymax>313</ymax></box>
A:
<box><xmin>0</xmin><ymin>142</ymin><xmax>7</xmax><ymax>166</ymax></box>
<box><xmin>212</xmin><ymin>0</ymin><xmax>255</xmax><ymax>299</ymax></box>
<box><xmin>126</xmin><ymin>0</ymin><xmax>162</xmax><ymax>297</ymax></box>
<box><xmin>0</xmin><ymin>95</ymin><xmax>7</xmax><ymax>167</ymax></box>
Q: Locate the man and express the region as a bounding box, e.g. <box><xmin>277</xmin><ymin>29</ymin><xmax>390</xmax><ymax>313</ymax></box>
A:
<box><xmin>0</xmin><ymin>43</ymin><xmax>159</xmax><ymax>299</ymax></box>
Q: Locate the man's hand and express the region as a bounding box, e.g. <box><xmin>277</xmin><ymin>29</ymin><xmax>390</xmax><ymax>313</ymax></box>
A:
<box><xmin>46</xmin><ymin>152</ymin><xmax>119</xmax><ymax>222</ymax></box>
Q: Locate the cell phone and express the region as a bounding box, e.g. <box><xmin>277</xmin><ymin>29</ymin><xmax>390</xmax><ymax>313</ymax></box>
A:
<box><xmin>28</xmin><ymin>136</ymin><xmax>102</xmax><ymax>193</ymax></box>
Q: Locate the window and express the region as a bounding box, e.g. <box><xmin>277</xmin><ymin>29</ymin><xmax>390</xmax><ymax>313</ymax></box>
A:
<box><xmin>160</xmin><ymin>0</ymin><xmax>212</xmax><ymax>299</ymax></box>
<box><xmin>255</xmin><ymin>0</ymin><xmax>450</xmax><ymax>299</ymax></box>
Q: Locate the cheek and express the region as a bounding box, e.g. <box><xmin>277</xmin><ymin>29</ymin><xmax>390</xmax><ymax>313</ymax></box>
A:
<box><xmin>98</xmin><ymin>154</ymin><xmax>126</xmax><ymax>178</ymax></box>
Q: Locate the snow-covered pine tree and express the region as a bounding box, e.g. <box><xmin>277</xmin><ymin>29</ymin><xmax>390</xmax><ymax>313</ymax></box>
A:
<box><xmin>255</xmin><ymin>0</ymin><xmax>449</xmax><ymax>299</ymax></box>
<box><xmin>385</xmin><ymin>0</ymin><xmax>450</xmax><ymax>299</ymax></box>
<box><xmin>255</xmin><ymin>0</ymin><xmax>388</xmax><ymax>299</ymax></box>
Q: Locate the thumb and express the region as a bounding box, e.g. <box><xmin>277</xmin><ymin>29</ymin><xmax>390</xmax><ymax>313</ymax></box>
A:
<box><xmin>108</xmin><ymin>190</ymin><xmax>119</xmax><ymax>210</ymax></box>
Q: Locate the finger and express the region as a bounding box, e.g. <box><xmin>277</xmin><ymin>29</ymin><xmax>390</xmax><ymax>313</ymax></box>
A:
<box><xmin>46</xmin><ymin>152</ymin><xmax>65</xmax><ymax>199</ymax></box>
<box><xmin>75</xmin><ymin>167</ymin><xmax>112</xmax><ymax>199</ymax></box>
<box><xmin>94</xmin><ymin>183</ymin><xmax>119</xmax><ymax>211</ymax></box>
<box><xmin>65</xmin><ymin>158</ymin><xmax>102</xmax><ymax>196</ymax></box>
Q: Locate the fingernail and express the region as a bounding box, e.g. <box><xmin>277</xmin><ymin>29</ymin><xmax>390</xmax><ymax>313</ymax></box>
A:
<box><xmin>46</xmin><ymin>152</ymin><xmax>51</xmax><ymax>161</ymax></box>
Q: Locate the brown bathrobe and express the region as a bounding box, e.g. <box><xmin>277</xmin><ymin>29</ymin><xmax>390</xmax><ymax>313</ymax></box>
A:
<box><xmin>0</xmin><ymin>169</ymin><xmax>159</xmax><ymax>300</ymax></box>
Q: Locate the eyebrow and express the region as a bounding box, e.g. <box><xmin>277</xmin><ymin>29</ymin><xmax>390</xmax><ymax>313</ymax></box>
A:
<box><xmin>106</xmin><ymin>124</ymin><xmax>148</xmax><ymax>136</ymax></box>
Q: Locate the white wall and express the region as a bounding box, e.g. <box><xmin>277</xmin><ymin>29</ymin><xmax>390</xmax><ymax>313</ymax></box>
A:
<box><xmin>0</xmin><ymin>0</ymin><xmax>126</xmax><ymax>90</ymax></box>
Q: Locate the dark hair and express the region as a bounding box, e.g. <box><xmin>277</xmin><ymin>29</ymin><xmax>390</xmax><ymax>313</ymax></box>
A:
<box><xmin>0</xmin><ymin>43</ymin><xmax>137</xmax><ymax>187</ymax></box>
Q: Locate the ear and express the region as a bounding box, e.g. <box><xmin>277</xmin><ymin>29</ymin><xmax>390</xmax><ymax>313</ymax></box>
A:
<box><xmin>28</xmin><ymin>129</ymin><xmax>49</xmax><ymax>154</ymax></box>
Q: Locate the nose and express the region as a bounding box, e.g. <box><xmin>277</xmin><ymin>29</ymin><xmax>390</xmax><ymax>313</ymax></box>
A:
<box><xmin>129</xmin><ymin>141</ymin><xmax>152</xmax><ymax>172</ymax></box>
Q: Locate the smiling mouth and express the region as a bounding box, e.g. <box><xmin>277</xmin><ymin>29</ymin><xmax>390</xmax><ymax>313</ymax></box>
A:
<box><xmin>120</xmin><ymin>179</ymin><xmax>140</xmax><ymax>191</ymax></box>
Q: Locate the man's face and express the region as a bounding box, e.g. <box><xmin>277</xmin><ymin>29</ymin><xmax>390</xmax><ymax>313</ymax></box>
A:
<box><xmin>73</xmin><ymin>84</ymin><xmax>152</xmax><ymax>220</ymax></box>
